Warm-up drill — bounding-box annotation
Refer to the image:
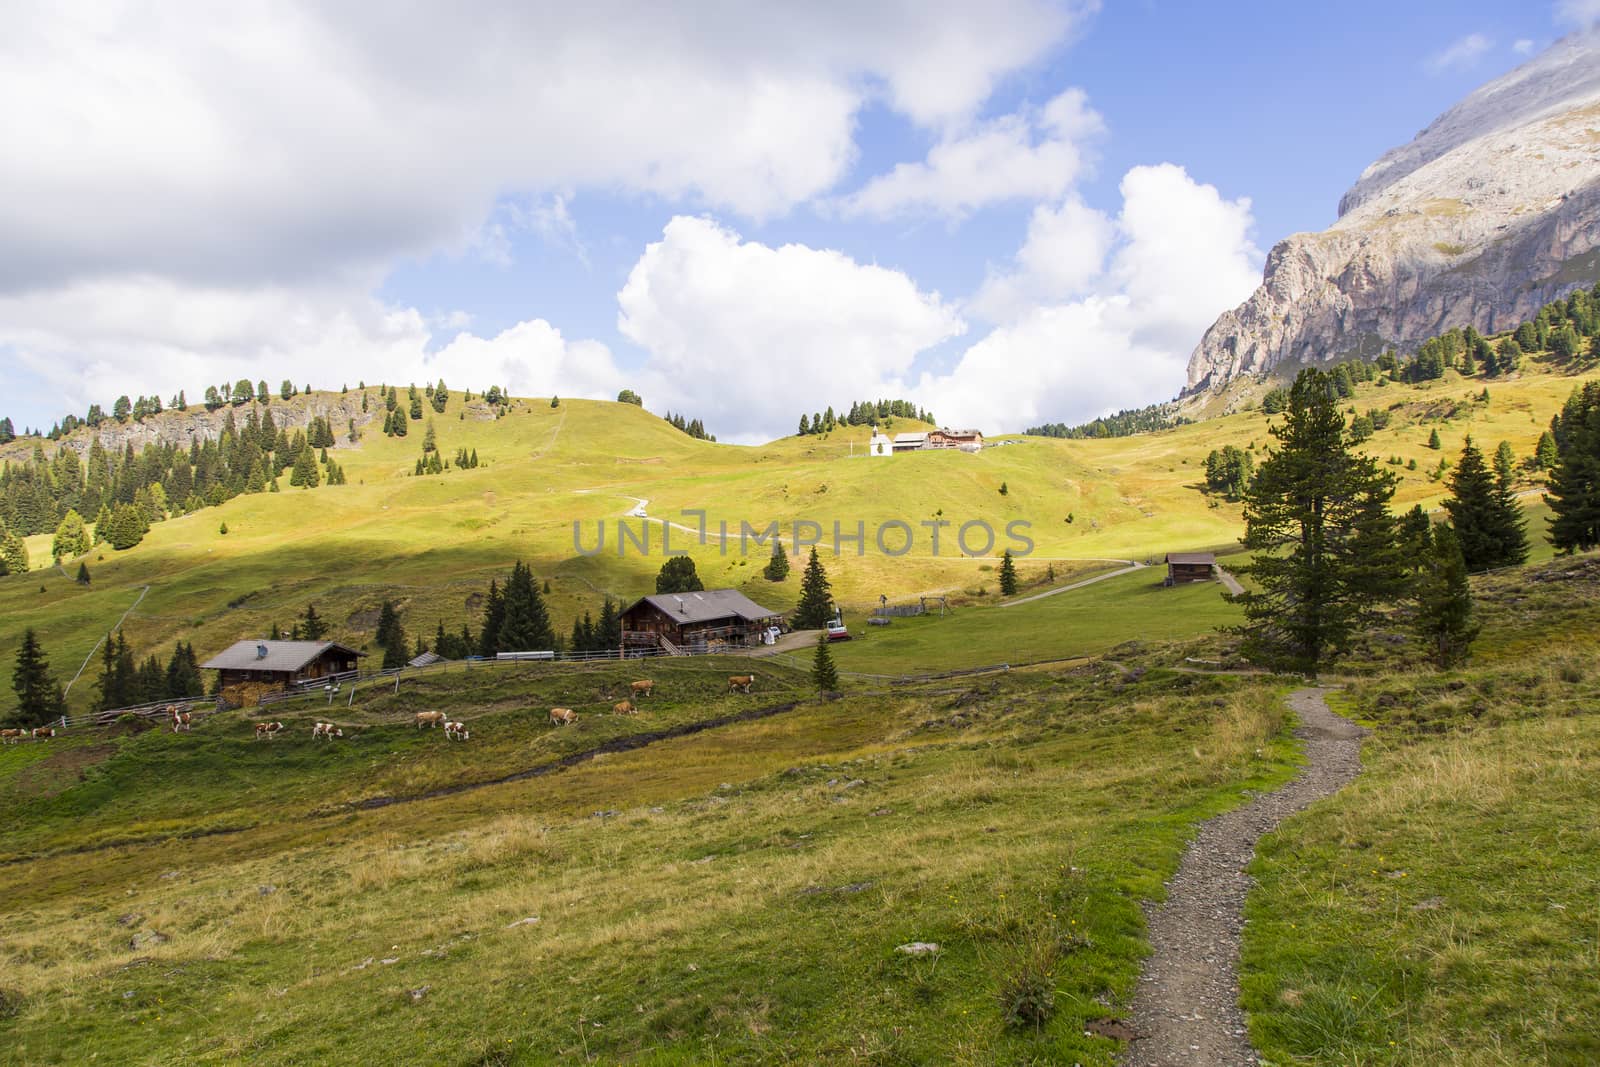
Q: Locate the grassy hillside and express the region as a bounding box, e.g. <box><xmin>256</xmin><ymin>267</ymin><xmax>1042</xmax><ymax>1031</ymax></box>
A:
<box><xmin>2</xmin><ymin>357</ymin><xmax>1596</xmax><ymax>716</ymax></box>
<box><xmin>0</xmin><ymin>651</ymin><xmax>1300</xmax><ymax>1064</ymax></box>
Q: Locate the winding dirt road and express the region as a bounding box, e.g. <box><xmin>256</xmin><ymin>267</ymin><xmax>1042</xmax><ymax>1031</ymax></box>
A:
<box><xmin>1121</xmin><ymin>687</ymin><xmax>1366</xmax><ymax>1066</ymax></box>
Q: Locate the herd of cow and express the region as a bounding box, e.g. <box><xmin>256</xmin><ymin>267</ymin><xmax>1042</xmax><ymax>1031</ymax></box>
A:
<box><xmin>0</xmin><ymin>726</ymin><xmax>56</xmax><ymax>743</ymax></box>
<box><xmin>0</xmin><ymin>675</ymin><xmax>760</xmax><ymax>749</ymax></box>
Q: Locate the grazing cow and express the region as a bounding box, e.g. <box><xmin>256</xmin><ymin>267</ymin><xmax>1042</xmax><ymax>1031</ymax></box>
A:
<box><xmin>0</xmin><ymin>728</ymin><xmax>22</xmax><ymax>744</ymax></box>
<box><xmin>613</xmin><ymin>700</ymin><xmax>636</xmax><ymax>715</ymax></box>
<box><xmin>414</xmin><ymin>711</ymin><xmax>446</xmax><ymax>730</ymax></box>
<box><xmin>312</xmin><ymin>721</ymin><xmax>344</xmax><ymax>741</ymax></box>
<box><xmin>444</xmin><ymin>721</ymin><xmax>469</xmax><ymax>741</ymax></box>
<box><xmin>254</xmin><ymin>721</ymin><xmax>285</xmax><ymax>740</ymax></box>
<box><xmin>32</xmin><ymin>726</ymin><xmax>56</xmax><ymax>740</ymax></box>
<box><xmin>168</xmin><ymin>706</ymin><xmax>193</xmax><ymax>733</ymax></box>
<box><xmin>727</xmin><ymin>674</ymin><xmax>755</xmax><ymax>694</ymax></box>
<box><xmin>548</xmin><ymin>707</ymin><xmax>577</xmax><ymax>726</ymax></box>
<box><xmin>630</xmin><ymin>679</ymin><xmax>654</xmax><ymax>698</ymax></box>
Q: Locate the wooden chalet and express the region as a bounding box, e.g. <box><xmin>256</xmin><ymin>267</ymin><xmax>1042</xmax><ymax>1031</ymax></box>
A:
<box><xmin>1164</xmin><ymin>552</ymin><xmax>1216</xmax><ymax>584</ymax></box>
<box><xmin>201</xmin><ymin>639</ymin><xmax>365</xmax><ymax>691</ymax></box>
<box><xmin>927</xmin><ymin>427</ymin><xmax>984</xmax><ymax>450</ymax></box>
<box><xmin>620</xmin><ymin>590</ymin><xmax>781</xmax><ymax>653</ymax></box>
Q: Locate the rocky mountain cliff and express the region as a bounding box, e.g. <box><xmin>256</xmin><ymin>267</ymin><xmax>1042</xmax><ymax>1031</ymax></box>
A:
<box><xmin>1187</xmin><ymin>30</ymin><xmax>1600</xmax><ymax>393</ymax></box>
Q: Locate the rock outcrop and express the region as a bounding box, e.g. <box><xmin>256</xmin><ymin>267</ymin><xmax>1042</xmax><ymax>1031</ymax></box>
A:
<box><xmin>1187</xmin><ymin>30</ymin><xmax>1600</xmax><ymax>393</ymax></box>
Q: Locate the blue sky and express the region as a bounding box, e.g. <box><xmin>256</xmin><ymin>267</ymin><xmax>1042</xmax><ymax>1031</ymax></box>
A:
<box><xmin>0</xmin><ymin>1</ymin><xmax>1582</xmax><ymax>441</ymax></box>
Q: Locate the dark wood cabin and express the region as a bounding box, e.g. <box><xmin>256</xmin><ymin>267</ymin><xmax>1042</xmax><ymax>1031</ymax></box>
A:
<box><xmin>620</xmin><ymin>590</ymin><xmax>781</xmax><ymax>653</ymax></box>
<box><xmin>201</xmin><ymin>640</ymin><xmax>365</xmax><ymax>691</ymax></box>
<box><xmin>1164</xmin><ymin>552</ymin><xmax>1216</xmax><ymax>584</ymax></box>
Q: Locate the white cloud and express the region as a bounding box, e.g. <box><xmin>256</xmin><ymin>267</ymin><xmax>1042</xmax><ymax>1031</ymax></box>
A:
<box><xmin>1426</xmin><ymin>33</ymin><xmax>1494</xmax><ymax>74</ymax></box>
<box><xmin>1555</xmin><ymin>0</ymin><xmax>1600</xmax><ymax>27</ymax></box>
<box><xmin>971</xmin><ymin>197</ymin><xmax>1115</xmax><ymax>321</ymax></box>
<box><xmin>616</xmin><ymin>216</ymin><xmax>965</xmax><ymax>442</ymax></box>
<box><xmin>0</xmin><ymin>277</ymin><xmax>625</xmax><ymax>422</ymax></box>
<box><xmin>1512</xmin><ymin>38</ymin><xmax>1536</xmax><ymax>55</ymax></box>
<box><xmin>837</xmin><ymin>89</ymin><xmax>1104</xmax><ymax>219</ymax></box>
<box><xmin>918</xmin><ymin>165</ymin><xmax>1261</xmax><ymax>431</ymax></box>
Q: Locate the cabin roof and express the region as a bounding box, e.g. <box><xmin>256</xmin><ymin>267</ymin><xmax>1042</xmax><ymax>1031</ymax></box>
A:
<box><xmin>622</xmin><ymin>589</ymin><xmax>781</xmax><ymax>625</ymax></box>
<box><xmin>200</xmin><ymin>640</ymin><xmax>365</xmax><ymax>673</ymax></box>
<box><xmin>1164</xmin><ymin>552</ymin><xmax>1216</xmax><ymax>565</ymax></box>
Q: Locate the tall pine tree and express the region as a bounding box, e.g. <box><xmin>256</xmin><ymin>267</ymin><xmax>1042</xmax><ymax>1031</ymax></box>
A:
<box><xmin>10</xmin><ymin>629</ymin><xmax>65</xmax><ymax>727</ymax></box>
<box><xmin>1413</xmin><ymin>524</ymin><xmax>1478</xmax><ymax>667</ymax></box>
<box><xmin>1443</xmin><ymin>437</ymin><xmax>1527</xmax><ymax>571</ymax></box>
<box><xmin>811</xmin><ymin>631</ymin><xmax>839</xmax><ymax>693</ymax></box>
<box><xmin>793</xmin><ymin>548</ymin><xmax>834</xmax><ymax>629</ymax></box>
<box><xmin>998</xmin><ymin>549</ymin><xmax>1019</xmax><ymax>596</ymax></box>
<box><xmin>1233</xmin><ymin>369</ymin><xmax>1405</xmax><ymax>675</ymax></box>
<box><xmin>498</xmin><ymin>561</ymin><xmax>554</xmax><ymax>651</ymax></box>
<box><xmin>763</xmin><ymin>540</ymin><xmax>791</xmax><ymax>581</ymax></box>
<box><xmin>1547</xmin><ymin>382</ymin><xmax>1600</xmax><ymax>552</ymax></box>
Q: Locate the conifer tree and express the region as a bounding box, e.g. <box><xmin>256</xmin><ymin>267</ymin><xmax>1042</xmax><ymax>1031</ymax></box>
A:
<box><xmin>811</xmin><ymin>630</ymin><xmax>838</xmax><ymax>693</ymax></box>
<box><xmin>1414</xmin><ymin>524</ymin><xmax>1478</xmax><ymax>667</ymax></box>
<box><xmin>422</xmin><ymin>419</ymin><xmax>437</xmax><ymax>453</ymax></box>
<box><xmin>1536</xmin><ymin>430</ymin><xmax>1559</xmax><ymax>470</ymax></box>
<box><xmin>498</xmin><ymin>562</ymin><xmax>554</xmax><ymax>651</ymax></box>
<box><xmin>375</xmin><ymin>601</ymin><xmax>407</xmax><ymax>669</ymax></box>
<box><xmin>998</xmin><ymin>549</ymin><xmax>1019</xmax><ymax>596</ymax></box>
<box><xmin>764</xmin><ymin>540</ymin><xmax>790</xmax><ymax>581</ymax></box>
<box><xmin>478</xmin><ymin>579</ymin><xmax>505</xmax><ymax>656</ymax></box>
<box><xmin>165</xmin><ymin>641</ymin><xmax>203</xmax><ymax>698</ymax></box>
<box><xmin>1546</xmin><ymin>382</ymin><xmax>1600</xmax><ymax>552</ymax></box>
<box><xmin>0</xmin><ymin>530</ymin><xmax>28</xmax><ymax>575</ymax></box>
<box><xmin>597</xmin><ymin>598</ymin><xmax>621</xmax><ymax>650</ymax></box>
<box><xmin>1233</xmin><ymin>369</ymin><xmax>1404</xmax><ymax>675</ymax></box>
<box><xmin>793</xmin><ymin>548</ymin><xmax>834</xmax><ymax>629</ymax></box>
<box><xmin>11</xmin><ymin>629</ymin><xmax>65</xmax><ymax>726</ymax></box>
<box><xmin>1442</xmin><ymin>437</ymin><xmax>1527</xmax><ymax>570</ymax></box>
<box><xmin>300</xmin><ymin>604</ymin><xmax>328</xmax><ymax>641</ymax></box>
<box><xmin>76</xmin><ymin>562</ymin><xmax>91</xmax><ymax>585</ymax></box>
<box><xmin>1428</xmin><ymin>428</ymin><xmax>1441</xmax><ymax>450</ymax></box>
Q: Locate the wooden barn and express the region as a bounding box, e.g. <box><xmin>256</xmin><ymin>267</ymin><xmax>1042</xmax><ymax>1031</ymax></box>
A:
<box><xmin>1164</xmin><ymin>552</ymin><xmax>1216</xmax><ymax>584</ymax></box>
<box><xmin>201</xmin><ymin>639</ymin><xmax>365</xmax><ymax>692</ymax></box>
<box><xmin>927</xmin><ymin>428</ymin><xmax>984</xmax><ymax>450</ymax></box>
<box><xmin>620</xmin><ymin>590</ymin><xmax>781</xmax><ymax>653</ymax></box>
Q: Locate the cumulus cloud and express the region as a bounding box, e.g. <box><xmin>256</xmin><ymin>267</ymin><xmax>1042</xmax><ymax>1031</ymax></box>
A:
<box><xmin>918</xmin><ymin>165</ymin><xmax>1261</xmax><ymax>431</ymax></box>
<box><xmin>617</xmin><ymin>216</ymin><xmax>965</xmax><ymax>442</ymax></box>
<box><xmin>0</xmin><ymin>1</ymin><xmax>1087</xmax><ymax>430</ymax></box>
<box><xmin>0</xmin><ymin>277</ymin><xmax>625</xmax><ymax>423</ymax></box>
<box><xmin>1512</xmin><ymin>38</ymin><xmax>1537</xmax><ymax>55</ymax></box>
<box><xmin>836</xmin><ymin>89</ymin><xmax>1104</xmax><ymax>219</ymax></box>
<box><xmin>1426</xmin><ymin>33</ymin><xmax>1494</xmax><ymax>74</ymax></box>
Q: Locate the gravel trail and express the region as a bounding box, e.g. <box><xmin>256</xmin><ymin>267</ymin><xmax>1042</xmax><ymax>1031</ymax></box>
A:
<box><xmin>1121</xmin><ymin>687</ymin><xmax>1365</xmax><ymax>1066</ymax></box>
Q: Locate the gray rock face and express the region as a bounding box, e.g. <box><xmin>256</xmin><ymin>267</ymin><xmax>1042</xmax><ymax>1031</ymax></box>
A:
<box><xmin>1187</xmin><ymin>30</ymin><xmax>1600</xmax><ymax>393</ymax></box>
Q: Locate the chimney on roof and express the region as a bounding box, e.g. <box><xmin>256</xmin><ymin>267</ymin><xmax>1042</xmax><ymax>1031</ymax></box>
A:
<box><xmin>256</xmin><ymin>643</ymin><xmax>268</xmax><ymax>659</ymax></box>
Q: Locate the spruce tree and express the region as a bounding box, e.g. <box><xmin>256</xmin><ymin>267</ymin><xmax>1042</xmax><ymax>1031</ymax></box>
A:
<box><xmin>0</xmin><ymin>530</ymin><xmax>30</xmax><ymax>575</ymax></box>
<box><xmin>1233</xmin><ymin>369</ymin><xmax>1405</xmax><ymax>675</ymax></box>
<box><xmin>1443</xmin><ymin>437</ymin><xmax>1527</xmax><ymax>570</ymax></box>
<box><xmin>655</xmin><ymin>555</ymin><xmax>705</xmax><ymax>594</ymax></box>
<box><xmin>1536</xmin><ymin>430</ymin><xmax>1559</xmax><ymax>470</ymax></box>
<box><xmin>794</xmin><ymin>548</ymin><xmax>834</xmax><ymax>629</ymax></box>
<box><xmin>52</xmin><ymin>509</ymin><xmax>90</xmax><ymax>560</ymax></box>
<box><xmin>597</xmin><ymin>598</ymin><xmax>621</xmax><ymax>650</ymax></box>
<box><xmin>1547</xmin><ymin>382</ymin><xmax>1600</xmax><ymax>552</ymax></box>
<box><xmin>763</xmin><ymin>540</ymin><xmax>790</xmax><ymax>581</ymax></box>
<box><xmin>11</xmin><ymin>629</ymin><xmax>64</xmax><ymax>726</ymax></box>
<box><xmin>1414</xmin><ymin>524</ymin><xmax>1478</xmax><ymax>667</ymax></box>
<box><xmin>998</xmin><ymin>549</ymin><xmax>1019</xmax><ymax>596</ymax></box>
<box><xmin>76</xmin><ymin>562</ymin><xmax>91</xmax><ymax>585</ymax></box>
<box><xmin>811</xmin><ymin>631</ymin><xmax>839</xmax><ymax>693</ymax></box>
<box><xmin>300</xmin><ymin>604</ymin><xmax>328</xmax><ymax>641</ymax></box>
<box><xmin>375</xmin><ymin>601</ymin><xmax>407</xmax><ymax>668</ymax></box>
<box><xmin>498</xmin><ymin>561</ymin><xmax>554</xmax><ymax>651</ymax></box>
<box><xmin>478</xmin><ymin>579</ymin><xmax>505</xmax><ymax>656</ymax></box>
<box><xmin>1428</xmin><ymin>428</ymin><xmax>1441</xmax><ymax>450</ymax></box>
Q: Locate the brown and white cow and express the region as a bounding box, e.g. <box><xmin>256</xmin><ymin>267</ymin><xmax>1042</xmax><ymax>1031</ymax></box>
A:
<box><xmin>444</xmin><ymin>721</ymin><xmax>469</xmax><ymax>741</ymax></box>
<box><xmin>168</xmin><ymin>705</ymin><xmax>193</xmax><ymax>733</ymax></box>
<box><xmin>0</xmin><ymin>728</ymin><xmax>23</xmax><ymax>744</ymax></box>
<box><xmin>414</xmin><ymin>711</ymin><xmax>446</xmax><ymax>730</ymax></box>
<box><xmin>612</xmin><ymin>700</ymin><xmax>636</xmax><ymax>715</ymax></box>
<box><xmin>727</xmin><ymin>674</ymin><xmax>755</xmax><ymax>693</ymax></box>
<box><xmin>254</xmin><ymin>721</ymin><xmax>285</xmax><ymax>740</ymax></box>
<box><xmin>548</xmin><ymin>707</ymin><xmax>577</xmax><ymax>726</ymax></box>
<box><xmin>312</xmin><ymin>721</ymin><xmax>344</xmax><ymax>741</ymax></box>
<box><xmin>31</xmin><ymin>726</ymin><xmax>56</xmax><ymax>740</ymax></box>
<box><xmin>630</xmin><ymin>679</ymin><xmax>654</xmax><ymax>698</ymax></box>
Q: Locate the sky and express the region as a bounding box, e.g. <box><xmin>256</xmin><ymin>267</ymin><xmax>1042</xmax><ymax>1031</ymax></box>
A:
<box><xmin>0</xmin><ymin>1</ymin><xmax>1588</xmax><ymax>443</ymax></box>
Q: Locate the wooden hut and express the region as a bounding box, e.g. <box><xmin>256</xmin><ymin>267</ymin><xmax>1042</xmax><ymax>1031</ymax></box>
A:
<box><xmin>201</xmin><ymin>640</ymin><xmax>365</xmax><ymax>692</ymax></box>
<box><xmin>620</xmin><ymin>590</ymin><xmax>781</xmax><ymax>653</ymax></box>
<box><xmin>1164</xmin><ymin>552</ymin><xmax>1216</xmax><ymax>584</ymax></box>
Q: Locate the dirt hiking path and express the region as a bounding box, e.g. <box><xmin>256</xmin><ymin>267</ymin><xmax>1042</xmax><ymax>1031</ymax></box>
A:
<box><xmin>1122</xmin><ymin>687</ymin><xmax>1365</xmax><ymax>1066</ymax></box>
